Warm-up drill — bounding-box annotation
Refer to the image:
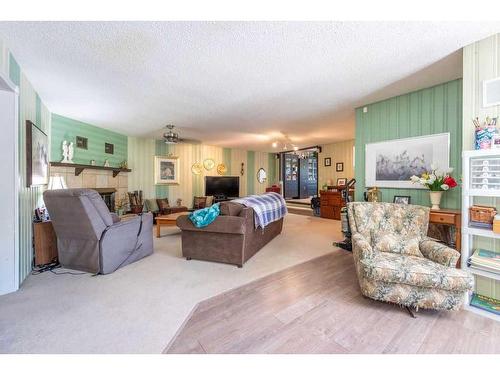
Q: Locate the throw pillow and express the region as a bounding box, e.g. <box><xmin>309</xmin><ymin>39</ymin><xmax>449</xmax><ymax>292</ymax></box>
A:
<box><xmin>220</xmin><ymin>202</ymin><xmax>243</xmax><ymax>216</ymax></box>
<box><xmin>156</xmin><ymin>198</ymin><xmax>170</xmax><ymax>212</ymax></box>
<box><xmin>205</xmin><ymin>195</ymin><xmax>214</xmax><ymax>207</ymax></box>
<box><xmin>145</xmin><ymin>198</ymin><xmax>159</xmax><ymax>212</ymax></box>
<box><xmin>373</xmin><ymin>233</ymin><xmax>423</xmax><ymax>257</ymax></box>
<box><xmin>193</xmin><ymin>196</ymin><xmax>207</xmax><ymax>209</ymax></box>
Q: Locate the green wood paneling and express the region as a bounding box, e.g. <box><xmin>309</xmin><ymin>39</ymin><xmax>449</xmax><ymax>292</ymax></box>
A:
<box><xmin>247</xmin><ymin>150</ymin><xmax>255</xmax><ymax>195</ymax></box>
<box><xmin>35</xmin><ymin>93</ymin><xmax>41</xmax><ymax>126</ymax></box>
<box><xmin>355</xmin><ymin>79</ymin><xmax>462</xmax><ymax>209</ymax></box>
<box><xmin>50</xmin><ymin>114</ymin><xmax>127</xmax><ymax>167</ymax></box>
<box><xmin>155</xmin><ymin>140</ymin><xmax>170</xmax><ymax>199</ymax></box>
<box><xmin>268</xmin><ymin>153</ymin><xmax>276</xmax><ymax>185</ymax></box>
<box><xmin>222</xmin><ymin>148</ymin><xmax>232</xmax><ymax>175</ymax></box>
<box><xmin>8</xmin><ymin>53</ymin><xmax>20</xmax><ymax>86</ymax></box>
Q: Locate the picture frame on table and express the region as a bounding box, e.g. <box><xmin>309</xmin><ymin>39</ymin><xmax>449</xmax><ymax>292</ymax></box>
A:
<box><xmin>337</xmin><ymin>178</ymin><xmax>347</xmax><ymax>186</ymax></box>
<box><xmin>393</xmin><ymin>195</ymin><xmax>411</xmax><ymax>205</ymax></box>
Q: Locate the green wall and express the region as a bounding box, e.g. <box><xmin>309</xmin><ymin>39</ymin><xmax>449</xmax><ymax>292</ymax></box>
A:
<box><xmin>50</xmin><ymin>114</ymin><xmax>128</xmax><ymax>167</ymax></box>
<box><xmin>355</xmin><ymin>79</ymin><xmax>462</xmax><ymax>209</ymax></box>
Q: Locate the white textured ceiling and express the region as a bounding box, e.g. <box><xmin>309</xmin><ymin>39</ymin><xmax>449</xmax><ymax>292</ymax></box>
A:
<box><xmin>0</xmin><ymin>21</ymin><xmax>499</xmax><ymax>151</ymax></box>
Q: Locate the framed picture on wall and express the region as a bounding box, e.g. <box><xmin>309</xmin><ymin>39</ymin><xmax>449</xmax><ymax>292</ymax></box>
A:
<box><xmin>76</xmin><ymin>136</ymin><xmax>88</xmax><ymax>149</ymax></box>
<box><xmin>365</xmin><ymin>133</ymin><xmax>450</xmax><ymax>189</ymax></box>
<box><xmin>324</xmin><ymin>157</ymin><xmax>331</xmax><ymax>167</ymax></box>
<box><xmin>154</xmin><ymin>156</ymin><xmax>180</xmax><ymax>185</ymax></box>
<box><xmin>26</xmin><ymin>120</ymin><xmax>49</xmax><ymax>187</ymax></box>
<box><xmin>336</xmin><ymin>162</ymin><xmax>344</xmax><ymax>172</ymax></box>
<box><xmin>105</xmin><ymin>142</ymin><xmax>114</xmax><ymax>154</ymax></box>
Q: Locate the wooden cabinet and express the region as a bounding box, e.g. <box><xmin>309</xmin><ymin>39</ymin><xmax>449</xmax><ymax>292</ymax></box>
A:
<box><xmin>320</xmin><ymin>189</ymin><xmax>353</xmax><ymax>220</ymax></box>
<box><xmin>33</xmin><ymin>221</ymin><xmax>58</xmax><ymax>266</ymax></box>
<box><xmin>429</xmin><ymin>208</ymin><xmax>461</xmax><ymax>267</ymax></box>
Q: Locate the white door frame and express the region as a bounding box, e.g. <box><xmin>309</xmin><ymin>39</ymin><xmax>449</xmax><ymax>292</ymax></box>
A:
<box><xmin>0</xmin><ymin>70</ymin><xmax>19</xmax><ymax>295</ymax></box>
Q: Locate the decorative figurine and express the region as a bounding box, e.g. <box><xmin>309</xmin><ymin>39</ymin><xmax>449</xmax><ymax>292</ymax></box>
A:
<box><xmin>61</xmin><ymin>140</ymin><xmax>69</xmax><ymax>163</ymax></box>
<box><xmin>67</xmin><ymin>142</ymin><xmax>74</xmax><ymax>163</ymax></box>
<box><xmin>90</xmin><ymin>160</ymin><xmax>96</xmax><ymax>166</ymax></box>
<box><xmin>104</xmin><ymin>159</ymin><xmax>110</xmax><ymax>167</ymax></box>
<box><xmin>176</xmin><ymin>198</ymin><xmax>182</xmax><ymax>207</ymax></box>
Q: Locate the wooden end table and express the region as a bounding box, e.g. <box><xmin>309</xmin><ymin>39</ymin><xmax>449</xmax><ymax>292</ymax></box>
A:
<box><xmin>156</xmin><ymin>212</ymin><xmax>188</xmax><ymax>238</ymax></box>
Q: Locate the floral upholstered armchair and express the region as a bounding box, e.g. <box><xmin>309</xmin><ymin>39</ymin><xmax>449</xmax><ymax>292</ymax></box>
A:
<box><xmin>347</xmin><ymin>202</ymin><xmax>473</xmax><ymax>311</ymax></box>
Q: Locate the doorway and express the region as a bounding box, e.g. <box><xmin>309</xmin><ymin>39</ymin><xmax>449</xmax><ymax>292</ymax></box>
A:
<box><xmin>0</xmin><ymin>71</ymin><xmax>19</xmax><ymax>295</ymax></box>
<box><xmin>281</xmin><ymin>148</ymin><xmax>318</xmax><ymax>200</ymax></box>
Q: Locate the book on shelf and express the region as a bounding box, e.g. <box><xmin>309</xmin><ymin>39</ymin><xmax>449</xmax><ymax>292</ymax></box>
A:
<box><xmin>468</xmin><ymin>248</ymin><xmax>500</xmax><ymax>272</ymax></box>
<box><xmin>469</xmin><ymin>221</ymin><xmax>493</xmax><ymax>230</ymax></box>
<box><xmin>470</xmin><ymin>293</ymin><xmax>500</xmax><ymax>316</ymax></box>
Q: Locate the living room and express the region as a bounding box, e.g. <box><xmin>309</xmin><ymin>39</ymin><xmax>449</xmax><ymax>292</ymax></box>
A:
<box><xmin>1</xmin><ymin>2</ymin><xmax>500</xmax><ymax>372</ymax></box>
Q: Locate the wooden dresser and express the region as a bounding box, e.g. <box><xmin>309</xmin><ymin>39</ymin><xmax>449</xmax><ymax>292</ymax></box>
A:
<box><xmin>320</xmin><ymin>188</ymin><xmax>354</xmax><ymax>220</ymax></box>
<box><xmin>429</xmin><ymin>208</ymin><xmax>461</xmax><ymax>253</ymax></box>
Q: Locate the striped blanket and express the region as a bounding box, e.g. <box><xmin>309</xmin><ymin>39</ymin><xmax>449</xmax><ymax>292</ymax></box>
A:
<box><xmin>233</xmin><ymin>192</ymin><xmax>288</xmax><ymax>229</ymax></box>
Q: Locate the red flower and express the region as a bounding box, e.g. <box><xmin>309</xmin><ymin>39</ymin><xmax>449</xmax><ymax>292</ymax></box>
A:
<box><xmin>443</xmin><ymin>176</ymin><xmax>458</xmax><ymax>188</ymax></box>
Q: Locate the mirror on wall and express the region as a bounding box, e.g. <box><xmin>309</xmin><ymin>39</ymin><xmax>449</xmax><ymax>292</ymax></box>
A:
<box><xmin>257</xmin><ymin>168</ymin><xmax>267</xmax><ymax>184</ymax></box>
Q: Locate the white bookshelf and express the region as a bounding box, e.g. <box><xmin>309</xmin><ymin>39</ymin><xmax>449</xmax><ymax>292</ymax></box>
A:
<box><xmin>462</xmin><ymin>150</ymin><xmax>500</xmax><ymax>322</ymax></box>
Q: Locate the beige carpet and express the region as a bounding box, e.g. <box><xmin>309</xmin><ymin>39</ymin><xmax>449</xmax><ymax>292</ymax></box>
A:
<box><xmin>0</xmin><ymin>214</ymin><xmax>343</xmax><ymax>353</ymax></box>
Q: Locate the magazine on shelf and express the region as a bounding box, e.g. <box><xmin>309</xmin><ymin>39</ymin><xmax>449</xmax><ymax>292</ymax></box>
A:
<box><xmin>469</xmin><ymin>248</ymin><xmax>500</xmax><ymax>271</ymax></box>
<box><xmin>470</xmin><ymin>293</ymin><xmax>500</xmax><ymax>316</ymax></box>
<box><xmin>468</xmin><ymin>262</ymin><xmax>500</xmax><ymax>274</ymax></box>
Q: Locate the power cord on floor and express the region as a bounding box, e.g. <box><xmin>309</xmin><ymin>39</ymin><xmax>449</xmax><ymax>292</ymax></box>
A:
<box><xmin>32</xmin><ymin>259</ymin><xmax>88</xmax><ymax>276</ymax></box>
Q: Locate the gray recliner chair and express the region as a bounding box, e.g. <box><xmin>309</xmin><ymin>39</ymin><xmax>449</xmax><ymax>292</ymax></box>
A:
<box><xmin>43</xmin><ymin>188</ymin><xmax>154</xmax><ymax>274</ymax></box>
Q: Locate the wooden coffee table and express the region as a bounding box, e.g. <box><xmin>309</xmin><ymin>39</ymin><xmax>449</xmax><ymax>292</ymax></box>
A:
<box><xmin>156</xmin><ymin>212</ymin><xmax>188</xmax><ymax>238</ymax></box>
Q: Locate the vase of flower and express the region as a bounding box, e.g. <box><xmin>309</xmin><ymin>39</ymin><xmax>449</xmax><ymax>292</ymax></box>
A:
<box><xmin>410</xmin><ymin>164</ymin><xmax>458</xmax><ymax>210</ymax></box>
<box><xmin>429</xmin><ymin>191</ymin><xmax>443</xmax><ymax>210</ymax></box>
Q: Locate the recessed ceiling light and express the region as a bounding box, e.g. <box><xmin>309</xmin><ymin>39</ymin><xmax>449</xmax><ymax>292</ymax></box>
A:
<box><xmin>293</xmin><ymin>146</ymin><xmax>299</xmax><ymax>151</ymax></box>
<box><xmin>272</xmin><ymin>141</ymin><xmax>278</xmax><ymax>148</ymax></box>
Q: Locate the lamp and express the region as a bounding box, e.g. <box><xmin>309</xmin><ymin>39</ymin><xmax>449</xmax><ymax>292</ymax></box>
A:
<box><xmin>47</xmin><ymin>175</ymin><xmax>67</xmax><ymax>190</ymax></box>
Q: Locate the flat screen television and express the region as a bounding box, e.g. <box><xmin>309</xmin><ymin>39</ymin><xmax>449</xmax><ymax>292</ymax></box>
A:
<box><xmin>205</xmin><ymin>176</ymin><xmax>239</xmax><ymax>199</ymax></box>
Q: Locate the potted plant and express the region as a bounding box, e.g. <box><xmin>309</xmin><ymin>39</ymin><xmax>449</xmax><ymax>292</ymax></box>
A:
<box><xmin>410</xmin><ymin>165</ymin><xmax>458</xmax><ymax>210</ymax></box>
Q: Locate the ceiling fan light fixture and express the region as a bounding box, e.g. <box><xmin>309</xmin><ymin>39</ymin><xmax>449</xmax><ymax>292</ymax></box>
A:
<box><xmin>163</xmin><ymin>124</ymin><xmax>180</xmax><ymax>144</ymax></box>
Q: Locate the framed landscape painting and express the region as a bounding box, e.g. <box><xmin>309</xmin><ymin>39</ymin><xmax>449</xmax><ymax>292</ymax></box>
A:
<box><xmin>154</xmin><ymin>156</ymin><xmax>180</xmax><ymax>185</ymax></box>
<box><xmin>26</xmin><ymin>120</ymin><xmax>49</xmax><ymax>187</ymax></box>
<box><xmin>365</xmin><ymin>133</ymin><xmax>449</xmax><ymax>189</ymax></box>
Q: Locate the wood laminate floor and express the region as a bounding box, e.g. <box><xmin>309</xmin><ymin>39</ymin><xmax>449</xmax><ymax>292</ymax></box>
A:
<box><xmin>165</xmin><ymin>251</ymin><xmax>500</xmax><ymax>354</ymax></box>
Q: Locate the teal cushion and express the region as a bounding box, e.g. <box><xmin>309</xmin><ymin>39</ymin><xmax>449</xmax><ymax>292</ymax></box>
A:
<box><xmin>189</xmin><ymin>203</ymin><xmax>220</xmax><ymax>228</ymax></box>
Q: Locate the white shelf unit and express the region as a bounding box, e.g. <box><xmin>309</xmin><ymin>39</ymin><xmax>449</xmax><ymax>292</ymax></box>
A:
<box><xmin>462</xmin><ymin>150</ymin><xmax>500</xmax><ymax>322</ymax></box>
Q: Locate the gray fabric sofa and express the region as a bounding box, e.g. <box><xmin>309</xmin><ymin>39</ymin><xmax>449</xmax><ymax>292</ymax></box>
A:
<box><xmin>176</xmin><ymin>201</ymin><xmax>284</xmax><ymax>267</ymax></box>
<box><xmin>43</xmin><ymin>188</ymin><xmax>154</xmax><ymax>274</ymax></box>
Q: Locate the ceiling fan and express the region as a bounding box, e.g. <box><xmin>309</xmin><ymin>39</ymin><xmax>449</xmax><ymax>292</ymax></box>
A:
<box><xmin>162</xmin><ymin>124</ymin><xmax>202</xmax><ymax>144</ymax></box>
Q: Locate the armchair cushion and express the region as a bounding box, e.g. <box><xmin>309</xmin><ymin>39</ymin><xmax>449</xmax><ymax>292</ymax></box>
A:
<box><xmin>360</xmin><ymin>252</ymin><xmax>472</xmax><ymax>292</ymax></box>
<box><xmin>373</xmin><ymin>233</ymin><xmax>423</xmax><ymax>258</ymax></box>
<box><xmin>193</xmin><ymin>196</ymin><xmax>207</xmax><ymax>209</ymax></box>
<box><xmin>352</xmin><ymin>232</ymin><xmax>376</xmax><ymax>261</ymax></box>
<box><xmin>156</xmin><ymin>198</ymin><xmax>170</xmax><ymax>211</ymax></box>
<box><xmin>419</xmin><ymin>238</ymin><xmax>460</xmax><ymax>267</ymax></box>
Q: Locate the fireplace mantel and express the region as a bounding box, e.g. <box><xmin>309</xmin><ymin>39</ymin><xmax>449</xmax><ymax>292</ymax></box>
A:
<box><xmin>50</xmin><ymin>162</ymin><xmax>131</xmax><ymax>177</ymax></box>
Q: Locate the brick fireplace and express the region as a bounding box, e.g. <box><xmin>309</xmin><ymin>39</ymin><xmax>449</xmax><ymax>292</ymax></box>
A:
<box><xmin>49</xmin><ymin>166</ymin><xmax>128</xmax><ymax>210</ymax></box>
